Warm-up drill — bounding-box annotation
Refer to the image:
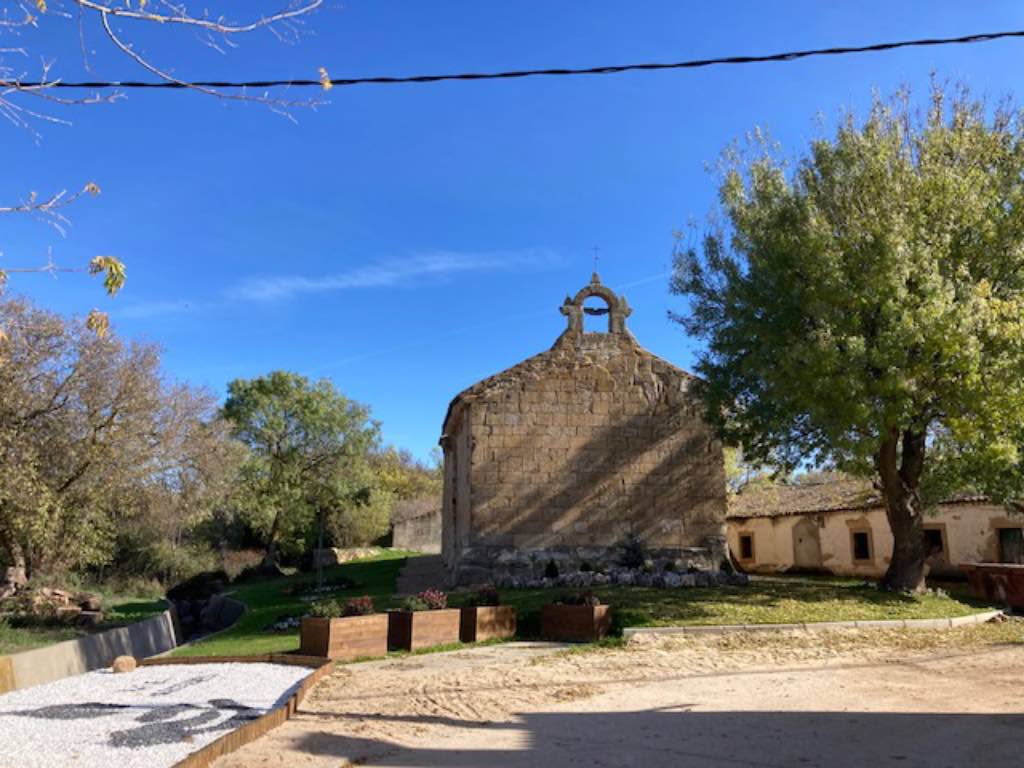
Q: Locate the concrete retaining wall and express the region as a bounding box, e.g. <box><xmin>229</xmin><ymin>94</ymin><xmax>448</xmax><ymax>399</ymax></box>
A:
<box><xmin>0</xmin><ymin>606</ymin><xmax>182</xmax><ymax>693</ymax></box>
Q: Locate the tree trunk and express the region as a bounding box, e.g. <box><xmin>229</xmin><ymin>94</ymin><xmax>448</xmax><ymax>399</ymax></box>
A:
<box><xmin>876</xmin><ymin>428</ymin><xmax>927</xmax><ymax>593</ymax></box>
<box><xmin>263</xmin><ymin>509</ymin><xmax>282</xmax><ymax>569</ymax></box>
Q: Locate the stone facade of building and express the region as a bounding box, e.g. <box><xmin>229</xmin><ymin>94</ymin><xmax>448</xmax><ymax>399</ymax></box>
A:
<box><xmin>439</xmin><ymin>274</ymin><xmax>727</xmax><ymax>586</ymax></box>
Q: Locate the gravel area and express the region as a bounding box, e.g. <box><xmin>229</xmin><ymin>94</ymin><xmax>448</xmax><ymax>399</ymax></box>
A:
<box><xmin>0</xmin><ymin>662</ymin><xmax>312</xmax><ymax>768</ymax></box>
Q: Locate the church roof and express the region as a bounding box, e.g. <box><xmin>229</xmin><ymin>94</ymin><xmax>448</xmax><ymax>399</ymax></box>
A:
<box><xmin>440</xmin><ymin>274</ymin><xmax>697</xmax><ymax>439</ymax></box>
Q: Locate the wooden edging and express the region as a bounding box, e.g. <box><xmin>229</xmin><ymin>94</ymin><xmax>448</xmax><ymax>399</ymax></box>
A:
<box><xmin>137</xmin><ymin>653</ymin><xmax>333</xmax><ymax>768</ymax></box>
<box><xmin>621</xmin><ymin>609</ymin><xmax>1005</xmax><ymax>639</ymax></box>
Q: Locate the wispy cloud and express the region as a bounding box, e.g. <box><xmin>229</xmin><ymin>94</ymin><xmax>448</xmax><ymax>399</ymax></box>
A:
<box><xmin>113</xmin><ymin>299</ymin><xmax>200</xmax><ymax>320</ymax></box>
<box><xmin>228</xmin><ymin>248</ymin><xmax>562</xmax><ymax>303</ymax></box>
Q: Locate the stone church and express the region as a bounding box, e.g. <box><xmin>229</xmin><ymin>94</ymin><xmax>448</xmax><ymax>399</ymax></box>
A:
<box><xmin>439</xmin><ymin>274</ymin><xmax>727</xmax><ymax>586</ymax></box>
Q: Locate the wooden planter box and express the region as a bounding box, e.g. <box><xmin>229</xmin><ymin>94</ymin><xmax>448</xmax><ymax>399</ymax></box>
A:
<box><xmin>541</xmin><ymin>604</ymin><xmax>612</xmax><ymax>643</ymax></box>
<box><xmin>961</xmin><ymin>563</ymin><xmax>1024</xmax><ymax>608</ymax></box>
<box><xmin>459</xmin><ymin>605</ymin><xmax>517</xmax><ymax>642</ymax></box>
<box><xmin>299</xmin><ymin>614</ymin><xmax>389</xmax><ymax>661</ymax></box>
<box><xmin>388</xmin><ymin>608</ymin><xmax>462</xmax><ymax>651</ymax></box>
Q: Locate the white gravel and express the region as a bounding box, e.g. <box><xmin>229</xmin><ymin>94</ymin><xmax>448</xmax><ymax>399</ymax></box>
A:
<box><xmin>0</xmin><ymin>662</ymin><xmax>312</xmax><ymax>768</ymax></box>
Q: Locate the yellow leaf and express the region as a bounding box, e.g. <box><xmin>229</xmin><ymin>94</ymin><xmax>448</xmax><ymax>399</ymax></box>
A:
<box><xmin>35</xmin><ymin>0</ymin><xmax>45</xmax><ymax>13</ymax></box>
<box><xmin>84</xmin><ymin>181</ymin><xmax>101</xmax><ymax>196</ymax></box>
<box><xmin>318</xmin><ymin>67</ymin><xmax>333</xmax><ymax>92</ymax></box>
<box><xmin>85</xmin><ymin>309</ymin><xmax>110</xmax><ymax>338</ymax></box>
<box><xmin>88</xmin><ymin>255</ymin><xmax>127</xmax><ymax>296</ymax></box>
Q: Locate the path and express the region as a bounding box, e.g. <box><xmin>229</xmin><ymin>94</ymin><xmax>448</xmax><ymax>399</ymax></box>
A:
<box><xmin>213</xmin><ymin>624</ymin><xmax>1024</xmax><ymax>767</ymax></box>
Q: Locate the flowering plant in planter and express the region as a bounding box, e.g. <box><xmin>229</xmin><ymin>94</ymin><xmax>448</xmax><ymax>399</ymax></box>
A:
<box><xmin>552</xmin><ymin>590</ymin><xmax>602</xmax><ymax>607</ymax></box>
<box><xmin>341</xmin><ymin>595</ymin><xmax>375</xmax><ymax>616</ymax></box>
<box><xmin>460</xmin><ymin>586</ymin><xmax>515</xmax><ymax>643</ymax></box>
<box><xmin>300</xmin><ymin>594</ymin><xmax>389</xmax><ymax>661</ymax></box>
<box><xmin>389</xmin><ymin>589</ymin><xmax>460</xmax><ymax>651</ymax></box>
<box><xmin>542</xmin><ymin>590</ymin><xmax>610</xmax><ymax>642</ymax></box>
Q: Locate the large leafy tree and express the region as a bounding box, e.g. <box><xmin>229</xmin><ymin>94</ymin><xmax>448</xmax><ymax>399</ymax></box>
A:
<box><xmin>223</xmin><ymin>371</ymin><xmax>381</xmax><ymax>564</ymax></box>
<box><xmin>673</xmin><ymin>84</ymin><xmax>1024</xmax><ymax>592</ymax></box>
<box><xmin>0</xmin><ymin>296</ymin><xmax>234</xmax><ymax>577</ymax></box>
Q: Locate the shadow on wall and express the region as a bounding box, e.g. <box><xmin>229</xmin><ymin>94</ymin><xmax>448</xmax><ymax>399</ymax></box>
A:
<box><xmin>288</xmin><ymin>709</ymin><xmax>1020</xmax><ymax>767</ymax></box>
<box><xmin>470</xmin><ymin>406</ymin><xmax>720</xmax><ymax>550</ymax></box>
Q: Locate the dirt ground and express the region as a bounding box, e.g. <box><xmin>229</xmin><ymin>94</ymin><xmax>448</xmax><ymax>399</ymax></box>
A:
<box><xmin>214</xmin><ymin>622</ymin><xmax>1024</xmax><ymax>768</ymax></box>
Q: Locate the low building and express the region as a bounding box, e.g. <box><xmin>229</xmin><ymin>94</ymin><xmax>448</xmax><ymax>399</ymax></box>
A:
<box><xmin>726</xmin><ymin>476</ymin><xmax>1024</xmax><ymax>578</ymax></box>
<box><xmin>439</xmin><ymin>274</ymin><xmax>727</xmax><ymax>586</ymax></box>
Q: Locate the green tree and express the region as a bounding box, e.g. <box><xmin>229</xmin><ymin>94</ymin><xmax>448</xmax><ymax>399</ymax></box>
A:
<box><xmin>0</xmin><ymin>297</ymin><xmax>234</xmax><ymax>578</ymax></box>
<box><xmin>223</xmin><ymin>371</ymin><xmax>380</xmax><ymax>565</ymax></box>
<box><xmin>673</xmin><ymin>83</ymin><xmax>1024</xmax><ymax>592</ymax></box>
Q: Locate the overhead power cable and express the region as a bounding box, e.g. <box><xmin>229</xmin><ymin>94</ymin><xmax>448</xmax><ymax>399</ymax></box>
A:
<box><xmin>5</xmin><ymin>28</ymin><xmax>1024</xmax><ymax>91</ymax></box>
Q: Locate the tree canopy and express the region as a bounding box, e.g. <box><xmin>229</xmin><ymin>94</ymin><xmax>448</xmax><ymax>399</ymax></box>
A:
<box><xmin>0</xmin><ymin>297</ymin><xmax>236</xmax><ymax>577</ymax></box>
<box><xmin>223</xmin><ymin>371</ymin><xmax>382</xmax><ymax>563</ymax></box>
<box><xmin>672</xmin><ymin>83</ymin><xmax>1024</xmax><ymax>591</ymax></box>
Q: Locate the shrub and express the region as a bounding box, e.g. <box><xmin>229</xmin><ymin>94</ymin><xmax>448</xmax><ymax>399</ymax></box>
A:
<box><xmin>307</xmin><ymin>599</ymin><xmax>342</xmax><ymax>619</ymax></box>
<box><xmin>553</xmin><ymin>590</ymin><xmax>602</xmax><ymax>607</ymax></box>
<box><xmin>400</xmin><ymin>595</ymin><xmax>428</xmax><ymax>612</ymax></box>
<box><xmin>341</xmin><ymin>595</ymin><xmax>375</xmax><ymax>617</ymax></box>
<box><xmin>466</xmin><ymin>587</ymin><xmax>500</xmax><ymax>607</ymax></box>
<box><xmin>544</xmin><ymin>560</ymin><xmax>560</xmax><ymax>579</ymax></box>
<box><xmin>166</xmin><ymin>569</ymin><xmax>229</xmax><ymax>602</ymax></box>
<box><xmin>617</xmin><ymin>532</ymin><xmax>648</xmax><ymax>569</ymax></box>
<box><xmin>663</xmin><ymin>561</ymin><xmax>677</xmax><ymax>573</ymax></box>
<box><xmin>418</xmin><ymin>589</ymin><xmax>448</xmax><ymax>610</ymax></box>
<box><xmin>579</xmin><ymin>561</ymin><xmax>594</xmax><ymax>573</ymax></box>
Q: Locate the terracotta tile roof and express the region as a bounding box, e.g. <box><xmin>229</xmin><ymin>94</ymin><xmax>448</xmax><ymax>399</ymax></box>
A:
<box><xmin>727</xmin><ymin>475</ymin><xmax>988</xmax><ymax>520</ymax></box>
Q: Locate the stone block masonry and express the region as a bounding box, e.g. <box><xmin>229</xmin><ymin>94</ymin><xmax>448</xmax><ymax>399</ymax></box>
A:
<box><xmin>440</xmin><ymin>274</ymin><xmax>727</xmax><ymax>585</ymax></box>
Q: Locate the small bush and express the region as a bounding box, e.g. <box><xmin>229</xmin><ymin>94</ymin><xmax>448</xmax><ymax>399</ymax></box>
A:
<box><xmin>400</xmin><ymin>595</ymin><xmax>428</xmax><ymax>612</ymax></box>
<box><xmin>663</xmin><ymin>561</ymin><xmax>677</xmax><ymax>573</ymax></box>
<box><xmin>307</xmin><ymin>599</ymin><xmax>342</xmax><ymax>619</ymax></box>
<box><xmin>617</xmin><ymin>532</ymin><xmax>648</xmax><ymax>569</ymax></box>
<box><xmin>166</xmin><ymin>570</ymin><xmax>229</xmax><ymax>602</ymax></box>
<box><xmin>418</xmin><ymin>589</ymin><xmax>448</xmax><ymax>610</ymax></box>
<box><xmin>466</xmin><ymin>587</ymin><xmax>500</xmax><ymax>607</ymax></box>
<box><xmin>579</xmin><ymin>561</ymin><xmax>594</xmax><ymax>573</ymax></box>
<box><xmin>544</xmin><ymin>560</ymin><xmax>560</xmax><ymax>579</ymax></box>
<box><xmin>553</xmin><ymin>590</ymin><xmax>602</xmax><ymax>607</ymax></box>
<box><xmin>341</xmin><ymin>595</ymin><xmax>375</xmax><ymax>617</ymax></box>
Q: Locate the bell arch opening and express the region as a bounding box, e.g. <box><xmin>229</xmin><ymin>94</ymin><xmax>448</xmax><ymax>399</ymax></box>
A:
<box><xmin>583</xmin><ymin>295</ymin><xmax>611</xmax><ymax>333</ymax></box>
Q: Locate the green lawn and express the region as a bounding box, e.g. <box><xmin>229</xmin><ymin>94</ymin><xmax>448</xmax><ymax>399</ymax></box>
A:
<box><xmin>457</xmin><ymin>576</ymin><xmax>995</xmax><ymax>638</ymax></box>
<box><xmin>171</xmin><ymin>549</ymin><xmax>997</xmax><ymax>657</ymax></box>
<box><xmin>172</xmin><ymin>549</ymin><xmax>417</xmax><ymax>657</ymax></box>
<box><xmin>0</xmin><ymin>596</ymin><xmax>168</xmax><ymax>656</ymax></box>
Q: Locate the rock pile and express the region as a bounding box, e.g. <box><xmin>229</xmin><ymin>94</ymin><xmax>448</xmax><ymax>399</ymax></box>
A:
<box><xmin>0</xmin><ymin>580</ymin><xmax>105</xmax><ymax>627</ymax></box>
<box><xmin>493</xmin><ymin>567</ymin><xmax>749</xmax><ymax>590</ymax></box>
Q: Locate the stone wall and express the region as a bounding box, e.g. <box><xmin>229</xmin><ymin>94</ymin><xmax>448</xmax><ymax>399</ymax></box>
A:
<box><xmin>392</xmin><ymin>509</ymin><xmax>442</xmax><ymax>554</ymax></box>
<box><xmin>442</xmin><ymin>282</ymin><xmax>727</xmax><ymax>586</ymax></box>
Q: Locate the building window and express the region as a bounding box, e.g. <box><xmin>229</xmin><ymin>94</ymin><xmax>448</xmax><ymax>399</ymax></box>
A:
<box><xmin>923</xmin><ymin>527</ymin><xmax>946</xmax><ymax>559</ymax></box>
<box><xmin>851</xmin><ymin>530</ymin><xmax>872</xmax><ymax>562</ymax></box>
<box><xmin>739</xmin><ymin>533</ymin><xmax>754</xmax><ymax>561</ymax></box>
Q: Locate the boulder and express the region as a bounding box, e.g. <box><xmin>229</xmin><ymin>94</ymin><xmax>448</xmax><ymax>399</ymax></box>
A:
<box><xmin>111</xmin><ymin>656</ymin><xmax>137</xmax><ymax>674</ymax></box>
<box><xmin>663</xmin><ymin>572</ymin><xmax>683</xmax><ymax>588</ymax></box>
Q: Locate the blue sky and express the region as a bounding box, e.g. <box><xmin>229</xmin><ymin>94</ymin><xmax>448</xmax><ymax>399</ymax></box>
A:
<box><xmin>6</xmin><ymin>1</ymin><xmax>1024</xmax><ymax>460</ymax></box>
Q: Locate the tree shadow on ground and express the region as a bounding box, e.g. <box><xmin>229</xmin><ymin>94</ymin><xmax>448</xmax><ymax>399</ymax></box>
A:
<box><xmin>290</xmin><ymin>708</ymin><xmax>1022</xmax><ymax>767</ymax></box>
